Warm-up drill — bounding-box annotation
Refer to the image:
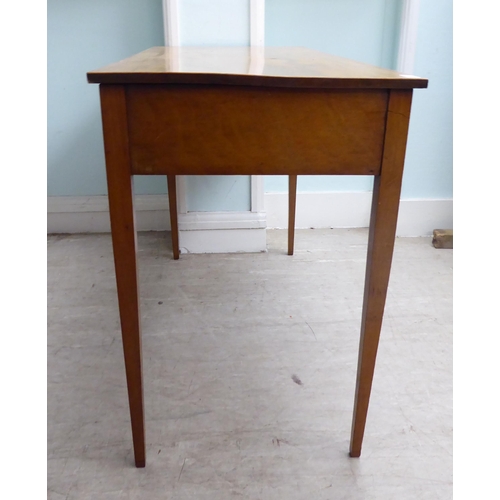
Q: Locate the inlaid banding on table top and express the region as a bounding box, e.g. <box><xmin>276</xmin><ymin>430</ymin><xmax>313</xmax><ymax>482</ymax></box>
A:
<box><xmin>87</xmin><ymin>47</ymin><xmax>428</xmax><ymax>89</ymax></box>
<box><xmin>126</xmin><ymin>85</ymin><xmax>389</xmax><ymax>176</ymax></box>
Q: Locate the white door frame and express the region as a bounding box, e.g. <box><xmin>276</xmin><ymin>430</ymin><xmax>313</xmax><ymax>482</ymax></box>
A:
<box><xmin>397</xmin><ymin>0</ymin><xmax>421</xmax><ymax>74</ymax></box>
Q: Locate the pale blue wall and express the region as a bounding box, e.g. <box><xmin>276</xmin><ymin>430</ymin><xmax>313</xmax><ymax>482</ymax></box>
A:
<box><xmin>179</xmin><ymin>0</ymin><xmax>249</xmax><ymax>45</ymax></box>
<box><xmin>402</xmin><ymin>0</ymin><xmax>452</xmax><ymax>199</ymax></box>
<box><xmin>264</xmin><ymin>0</ymin><xmax>453</xmax><ymax>200</ymax></box>
<box><xmin>47</xmin><ymin>0</ymin><xmax>166</xmax><ymax>196</ymax></box>
<box><xmin>266</xmin><ymin>0</ymin><xmax>402</xmax><ymax>67</ymax></box>
<box><xmin>48</xmin><ymin>0</ymin><xmax>452</xmax><ymax>203</ymax></box>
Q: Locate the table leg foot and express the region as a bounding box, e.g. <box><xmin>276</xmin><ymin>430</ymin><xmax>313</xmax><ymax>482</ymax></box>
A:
<box><xmin>167</xmin><ymin>175</ymin><xmax>180</xmax><ymax>260</ymax></box>
<box><xmin>288</xmin><ymin>175</ymin><xmax>297</xmax><ymax>255</ymax></box>
<box><xmin>349</xmin><ymin>174</ymin><xmax>398</xmax><ymax>457</ymax></box>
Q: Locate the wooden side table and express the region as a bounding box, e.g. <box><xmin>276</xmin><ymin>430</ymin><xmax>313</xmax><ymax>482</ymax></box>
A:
<box><xmin>88</xmin><ymin>47</ymin><xmax>427</xmax><ymax>468</ymax></box>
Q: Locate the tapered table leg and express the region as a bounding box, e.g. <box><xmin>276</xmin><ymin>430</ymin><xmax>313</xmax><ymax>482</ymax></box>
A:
<box><xmin>349</xmin><ymin>90</ymin><xmax>413</xmax><ymax>458</ymax></box>
<box><xmin>167</xmin><ymin>175</ymin><xmax>180</xmax><ymax>260</ymax></box>
<box><xmin>100</xmin><ymin>85</ymin><xmax>146</xmax><ymax>468</ymax></box>
<box><xmin>288</xmin><ymin>175</ymin><xmax>297</xmax><ymax>255</ymax></box>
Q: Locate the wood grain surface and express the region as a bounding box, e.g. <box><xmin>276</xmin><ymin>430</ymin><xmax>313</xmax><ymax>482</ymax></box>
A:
<box><xmin>99</xmin><ymin>85</ymin><xmax>146</xmax><ymax>468</ymax></box>
<box><xmin>167</xmin><ymin>175</ymin><xmax>180</xmax><ymax>260</ymax></box>
<box><xmin>88</xmin><ymin>47</ymin><xmax>428</xmax><ymax>89</ymax></box>
<box><xmin>349</xmin><ymin>89</ymin><xmax>414</xmax><ymax>458</ymax></box>
<box><xmin>127</xmin><ymin>85</ymin><xmax>388</xmax><ymax>176</ymax></box>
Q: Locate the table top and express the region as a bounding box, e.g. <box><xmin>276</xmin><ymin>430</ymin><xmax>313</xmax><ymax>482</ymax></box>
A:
<box><xmin>87</xmin><ymin>47</ymin><xmax>428</xmax><ymax>89</ymax></box>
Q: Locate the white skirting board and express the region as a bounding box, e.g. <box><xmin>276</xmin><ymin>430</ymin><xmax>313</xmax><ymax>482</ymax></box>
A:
<box><xmin>177</xmin><ymin>210</ymin><xmax>267</xmax><ymax>253</ymax></box>
<box><xmin>179</xmin><ymin>228</ymin><xmax>267</xmax><ymax>254</ymax></box>
<box><xmin>47</xmin><ymin>193</ymin><xmax>453</xmax><ymax>249</ymax></box>
<box><xmin>47</xmin><ymin>195</ymin><xmax>171</xmax><ymax>234</ymax></box>
<box><xmin>264</xmin><ymin>192</ymin><xmax>453</xmax><ymax>237</ymax></box>
<box><xmin>47</xmin><ymin>195</ymin><xmax>268</xmax><ymax>253</ymax></box>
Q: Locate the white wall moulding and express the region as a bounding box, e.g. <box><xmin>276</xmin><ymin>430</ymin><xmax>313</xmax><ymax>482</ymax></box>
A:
<box><xmin>47</xmin><ymin>195</ymin><xmax>170</xmax><ymax>234</ymax></box>
<box><xmin>176</xmin><ymin>206</ymin><xmax>267</xmax><ymax>253</ymax></box>
<box><xmin>162</xmin><ymin>0</ymin><xmax>180</xmax><ymax>47</ymax></box>
<box><xmin>250</xmin><ymin>0</ymin><xmax>265</xmax><ymax>46</ymax></box>
<box><xmin>265</xmin><ymin>192</ymin><xmax>453</xmax><ymax>237</ymax></box>
<box><xmin>179</xmin><ymin>228</ymin><xmax>267</xmax><ymax>254</ymax></box>
<box><xmin>178</xmin><ymin>211</ymin><xmax>266</xmax><ymax>231</ymax></box>
<box><xmin>251</xmin><ymin>175</ymin><xmax>265</xmax><ymax>213</ymax></box>
<box><xmin>265</xmin><ymin>192</ymin><xmax>373</xmax><ymax>231</ymax></box>
<box><xmin>397</xmin><ymin>0</ymin><xmax>421</xmax><ymax>74</ymax></box>
<box><xmin>395</xmin><ymin>199</ymin><xmax>453</xmax><ymax>237</ymax></box>
<box><xmin>48</xmin><ymin>194</ymin><xmax>452</xmax><ymax>238</ymax></box>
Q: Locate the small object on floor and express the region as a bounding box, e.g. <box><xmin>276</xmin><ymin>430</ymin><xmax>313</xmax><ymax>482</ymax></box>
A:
<box><xmin>432</xmin><ymin>229</ymin><xmax>453</xmax><ymax>249</ymax></box>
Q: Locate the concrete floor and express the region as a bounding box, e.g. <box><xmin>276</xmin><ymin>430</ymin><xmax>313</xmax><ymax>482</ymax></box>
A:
<box><xmin>48</xmin><ymin>229</ymin><xmax>452</xmax><ymax>500</ymax></box>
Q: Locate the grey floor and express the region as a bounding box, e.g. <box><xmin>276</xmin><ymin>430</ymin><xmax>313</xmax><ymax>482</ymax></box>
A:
<box><xmin>48</xmin><ymin>229</ymin><xmax>452</xmax><ymax>500</ymax></box>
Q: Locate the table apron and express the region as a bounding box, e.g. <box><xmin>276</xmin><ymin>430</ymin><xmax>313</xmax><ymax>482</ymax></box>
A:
<box><xmin>124</xmin><ymin>85</ymin><xmax>389</xmax><ymax>176</ymax></box>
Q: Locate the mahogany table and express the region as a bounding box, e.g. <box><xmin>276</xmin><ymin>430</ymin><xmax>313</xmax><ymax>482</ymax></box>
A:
<box><xmin>87</xmin><ymin>47</ymin><xmax>427</xmax><ymax>468</ymax></box>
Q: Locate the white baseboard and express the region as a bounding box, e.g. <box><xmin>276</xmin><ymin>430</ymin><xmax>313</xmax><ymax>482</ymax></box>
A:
<box><xmin>47</xmin><ymin>195</ymin><xmax>170</xmax><ymax>234</ymax></box>
<box><xmin>178</xmin><ymin>211</ymin><xmax>266</xmax><ymax>231</ymax></box>
<box><xmin>179</xmin><ymin>228</ymin><xmax>267</xmax><ymax>254</ymax></box>
<box><xmin>264</xmin><ymin>192</ymin><xmax>453</xmax><ymax>237</ymax></box>
<box><xmin>396</xmin><ymin>199</ymin><xmax>453</xmax><ymax>237</ymax></box>
<box><xmin>47</xmin><ymin>195</ymin><xmax>268</xmax><ymax>253</ymax></box>
<box><xmin>47</xmin><ymin>193</ymin><xmax>453</xmax><ymax>242</ymax></box>
<box><xmin>265</xmin><ymin>192</ymin><xmax>373</xmax><ymax>230</ymax></box>
<box><xmin>178</xmin><ymin>211</ymin><xmax>267</xmax><ymax>253</ymax></box>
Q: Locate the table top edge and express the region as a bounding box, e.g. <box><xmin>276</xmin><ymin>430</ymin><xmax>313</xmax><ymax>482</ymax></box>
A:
<box><xmin>87</xmin><ymin>46</ymin><xmax>428</xmax><ymax>89</ymax></box>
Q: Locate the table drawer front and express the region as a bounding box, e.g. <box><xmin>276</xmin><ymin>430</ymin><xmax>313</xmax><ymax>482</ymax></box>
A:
<box><xmin>126</xmin><ymin>85</ymin><xmax>388</xmax><ymax>175</ymax></box>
